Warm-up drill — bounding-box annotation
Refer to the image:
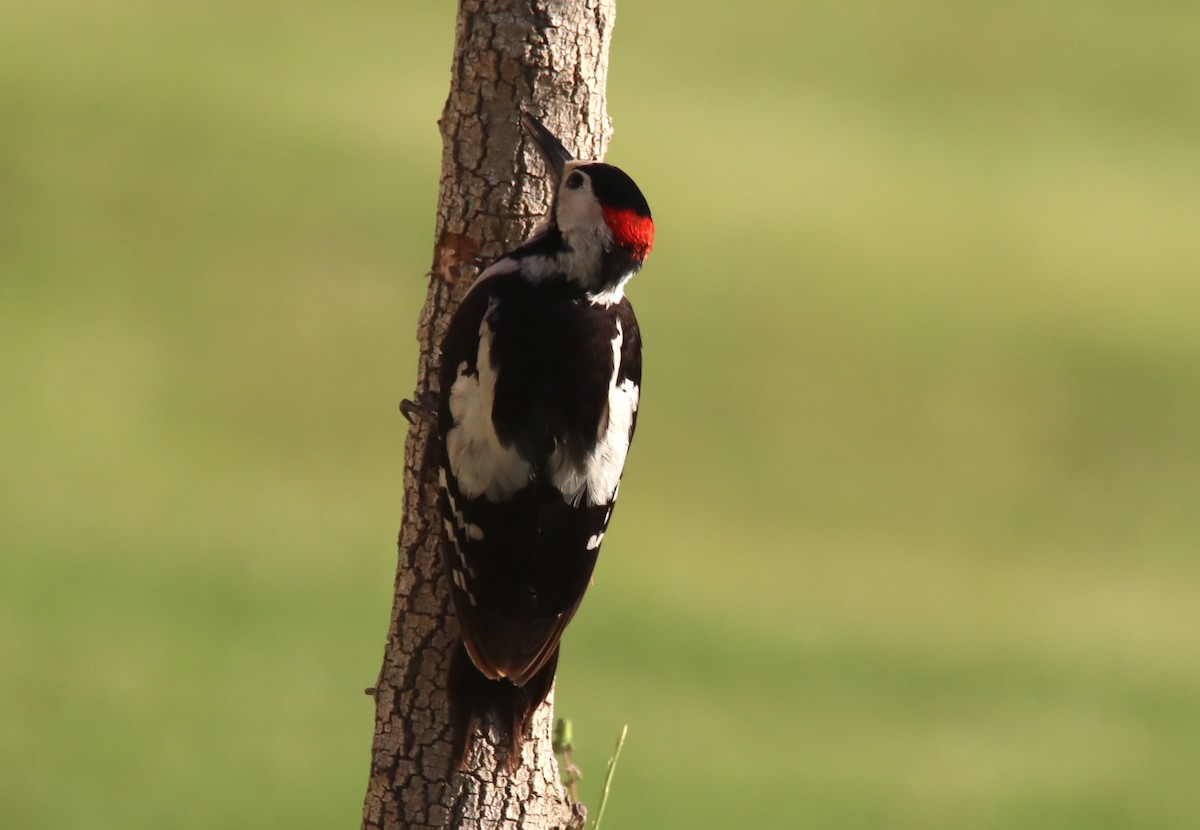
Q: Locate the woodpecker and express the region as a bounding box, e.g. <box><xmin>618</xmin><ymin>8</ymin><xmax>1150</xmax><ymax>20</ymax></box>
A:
<box><xmin>437</xmin><ymin>113</ymin><xmax>654</xmax><ymax>770</ymax></box>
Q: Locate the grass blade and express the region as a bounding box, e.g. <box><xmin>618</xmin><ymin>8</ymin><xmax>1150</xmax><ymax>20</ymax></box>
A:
<box><xmin>589</xmin><ymin>724</ymin><xmax>629</xmax><ymax>830</ymax></box>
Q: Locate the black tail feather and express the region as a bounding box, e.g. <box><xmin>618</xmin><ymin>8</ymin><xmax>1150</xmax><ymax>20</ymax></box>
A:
<box><xmin>448</xmin><ymin>642</ymin><xmax>559</xmax><ymax>772</ymax></box>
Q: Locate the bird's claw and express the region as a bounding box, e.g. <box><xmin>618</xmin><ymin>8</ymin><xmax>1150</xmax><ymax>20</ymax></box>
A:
<box><xmin>400</xmin><ymin>393</ymin><xmax>438</xmax><ymax>424</ymax></box>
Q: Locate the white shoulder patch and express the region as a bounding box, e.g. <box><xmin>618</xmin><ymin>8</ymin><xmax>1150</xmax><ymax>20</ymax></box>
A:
<box><xmin>550</xmin><ymin>319</ymin><xmax>638</xmax><ymax>506</ymax></box>
<box><xmin>444</xmin><ymin>300</ymin><xmax>531</xmax><ymax>501</ymax></box>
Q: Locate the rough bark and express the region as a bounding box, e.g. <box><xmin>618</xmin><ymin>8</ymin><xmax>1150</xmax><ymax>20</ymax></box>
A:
<box><xmin>361</xmin><ymin>2</ymin><xmax>615</xmax><ymax>828</ymax></box>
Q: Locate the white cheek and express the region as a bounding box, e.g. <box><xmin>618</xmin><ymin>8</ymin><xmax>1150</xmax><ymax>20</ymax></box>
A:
<box><xmin>554</xmin><ymin>188</ymin><xmax>613</xmax><ymax>285</ymax></box>
<box><xmin>556</xmin><ymin>187</ymin><xmax>606</xmax><ymax>235</ymax></box>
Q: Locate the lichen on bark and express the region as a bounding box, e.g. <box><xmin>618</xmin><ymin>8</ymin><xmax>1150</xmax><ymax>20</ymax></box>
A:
<box><xmin>361</xmin><ymin>2</ymin><xmax>616</xmax><ymax>828</ymax></box>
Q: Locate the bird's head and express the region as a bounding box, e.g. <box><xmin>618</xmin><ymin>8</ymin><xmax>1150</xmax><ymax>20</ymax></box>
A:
<box><xmin>522</xmin><ymin>113</ymin><xmax>654</xmax><ymax>295</ymax></box>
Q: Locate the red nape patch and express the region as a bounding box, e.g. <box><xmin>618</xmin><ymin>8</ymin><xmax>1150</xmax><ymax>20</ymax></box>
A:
<box><xmin>602</xmin><ymin>206</ymin><xmax>655</xmax><ymax>259</ymax></box>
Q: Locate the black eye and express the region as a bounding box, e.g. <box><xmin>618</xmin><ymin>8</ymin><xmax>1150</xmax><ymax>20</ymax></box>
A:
<box><xmin>565</xmin><ymin>171</ymin><xmax>584</xmax><ymax>190</ymax></box>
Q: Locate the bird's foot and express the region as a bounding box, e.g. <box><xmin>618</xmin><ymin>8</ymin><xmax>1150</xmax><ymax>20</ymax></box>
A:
<box><xmin>400</xmin><ymin>392</ymin><xmax>438</xmax><ymax>424</ymax></box>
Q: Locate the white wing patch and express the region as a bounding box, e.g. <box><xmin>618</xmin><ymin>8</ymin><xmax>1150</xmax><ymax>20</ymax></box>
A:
<box><xmin>439</xmin><ymin>470</ymin><xmax>486</xmax><ymax>544</ymax></box>
<box><xmin>550</xmin><ymin>319</ymin><xmax>638</xmax><ymax>507</ymax></box>
<box><xmin>445</xmin><ymin>301</ymin><xmax>531</xmax><ymax>502</ymax></box>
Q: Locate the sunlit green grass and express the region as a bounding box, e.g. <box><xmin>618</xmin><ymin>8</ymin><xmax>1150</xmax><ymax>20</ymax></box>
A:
<box><xmin>3</xmin><ymin>2</ymin><xmax>1199</xmax><ymax>828</ymax></box>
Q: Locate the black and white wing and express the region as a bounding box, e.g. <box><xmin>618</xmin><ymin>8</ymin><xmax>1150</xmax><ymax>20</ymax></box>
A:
<box><xmin>436</xmin><ymin>271</ymin><xmax>641</xmax><ymax>687</ymax></box>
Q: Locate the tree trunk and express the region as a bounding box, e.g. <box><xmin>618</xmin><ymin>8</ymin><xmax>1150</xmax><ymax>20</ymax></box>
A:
<box><xmin>361</xmin><ymin>2</ymin><xmax>615</xmax><ymax>828</ymax></box>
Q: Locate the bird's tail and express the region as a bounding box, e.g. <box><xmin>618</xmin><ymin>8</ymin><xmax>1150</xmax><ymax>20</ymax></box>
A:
<box><xmin>448</xmin><ymin>642</ymin><xmax>559</xmax><ymax>772</ymax></box>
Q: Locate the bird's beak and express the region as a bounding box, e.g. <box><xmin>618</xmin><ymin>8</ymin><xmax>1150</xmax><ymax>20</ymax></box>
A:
<box><xmin>521</xmin><ymin>111</ymin><xmax>574</xmax><ymax>183</ymax></box>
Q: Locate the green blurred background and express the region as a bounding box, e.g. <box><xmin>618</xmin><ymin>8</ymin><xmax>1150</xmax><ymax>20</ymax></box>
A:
<box><xmin>3</xmin><ymin>1</ymin><xmax>1199</xmax><ymax>828</ymax></box>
